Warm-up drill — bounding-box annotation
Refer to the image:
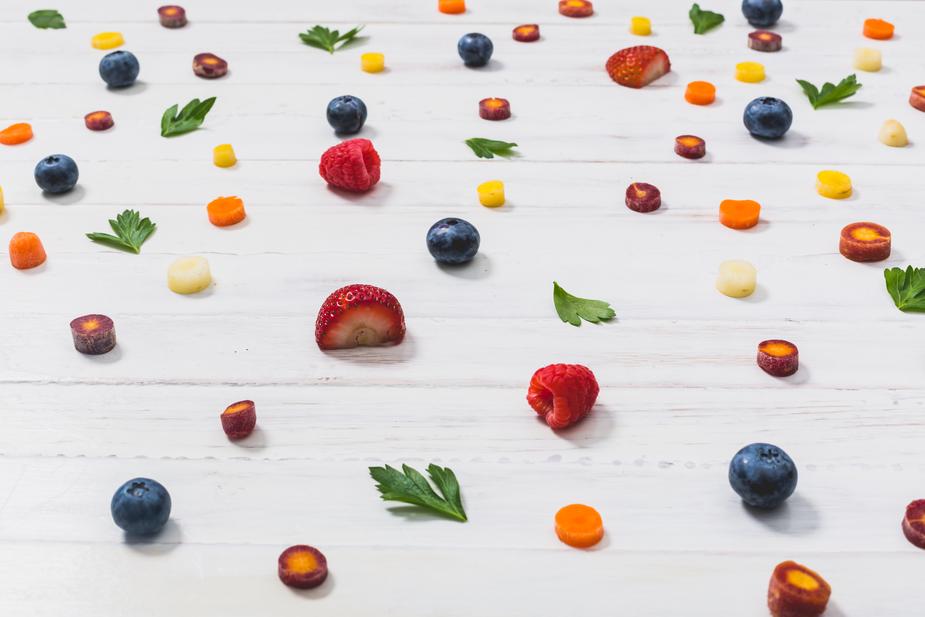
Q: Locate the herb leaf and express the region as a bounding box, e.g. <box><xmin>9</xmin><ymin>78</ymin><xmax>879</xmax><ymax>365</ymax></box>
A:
<box><xmin>884</xmin><ymin>266</ymin><xmax>925</xmax><ymax>312</ymax></box>
<box><xmin>86</xmin><ymin>209</ymin><xmax>156</xmax><ymax>254</ymax></box>
<box><xmin>299</xmin><ymin>25</ymin><xmax>364</xmax><ymax>54</ymax></box>
<box><xmin>160</xmin><ymin>97</ymin><xmax>216</xmax><ymax>137</ymax></box>
<box><xmin>796</xmin><ymin>75</ymin><xmax>862</xmax><ymax>109</ymax></box>
<box><xmin>689</xmin><ymin>4</ymin><xmax>724</xmax><ymax>34</ymax></box>
<box><xmin>465</xmin><ymin>138</ymin><xmax>519</xmax><ymax>159</ymax></box>
<box><xmin>553</xmin><ymin>281</ymin><xmax>616</xmax><ymax>327</ymax></box>
<box><xmin>369</xmin><ymin>463</ymin><xmax>467</xmax><ymax>522</ymax></box>
<box><xmin>28</xmin><ymin>9</ymin><xmax>65</xmax><ymax>29</ymax></box>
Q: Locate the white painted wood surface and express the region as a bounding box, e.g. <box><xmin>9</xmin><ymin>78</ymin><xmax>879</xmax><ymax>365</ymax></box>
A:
<box><xmin>1</xmin><ymin>0</ymin><xmax>924</xmax><ymax>614</ymax></box>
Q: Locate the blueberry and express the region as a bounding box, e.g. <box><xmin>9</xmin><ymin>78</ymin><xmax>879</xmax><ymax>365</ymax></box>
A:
<box><xmin>728</xmin><ymin>443</ymin><xmax>797</xmax><ymax>509</ymax></box>
<box><xmin>34</xmin><ymin>154</ymin><xmax>79</xmax><ymax>194</ymax></box>
<box><xmin>742</xmin><ymin>0</ymin><xmax>783</xmax><ymax>27</ymax></box>
<box><xmin>99</xmin><ymin>50</ymin><xmax>140</xmax><ymax>88</ymax></box>
<box><xmin>427</xmin><ymin>217</ymin><xmax>480</xmax><ymax>265</ymax></box>
<box><xmin>111</xmin><ymin>477</ymin><xmax>172</xmax><ymax>535</ymax></box>
<box><xmin>743</xmin><ymin>97</ymin><xmax>792</xmax><ymax>139</ymax></box>
<box><xmin>457</xmin><ymin>33</ymin><xmax>493</xmax><ymax>68</ymax></box>
<box><xmin>326</xmin><ymin>95</ymin><xmax>368</xmax><ymax>135</ymax></box>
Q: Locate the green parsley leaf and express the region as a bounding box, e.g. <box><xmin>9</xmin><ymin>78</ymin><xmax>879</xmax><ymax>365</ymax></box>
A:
<box><xmin>369</xmin><ymin>463</ymin><xmax>467</xmax><ymax>522</ymax></box>
<box><xmin>884</xmin><ymin>266</ymin><xmax>925</xmax><ymax>312</ymax></box>
<box><xmin>689</xmin><ymin>4</ymin><xmax>724</xmax><ymax>34</ymax></box>
<box><xmin>464</xmin><ymin>138</ymin><xmax>519</xmax><ymax>159</ymax></box>
<box><xmin>298</xmin><ymin>25</ymin><xmax>364</xmax><ymax>54</ymax></box>
<box><xmin>28</xmin><ymin>9</ymin><xmax>65</xmax><ymax>29</ymax></box>
<box><xmin>86</xmin><ymin>209</ymin><xmax>156</xmax><ymax>254</ymax></box>
<box><xmin>160</xmin><ymin>97</ymin><xmax>216</xmax><ymax>137</ymax></box>
<box><xmin>553</xmin><ymin>281</ymin><xmax>615</xmax><ymax>327</ymax></box>
<box><xmin>796</xmin><ymin>75</ymin><xmax>862</xmax><ymax>109</ymax></box>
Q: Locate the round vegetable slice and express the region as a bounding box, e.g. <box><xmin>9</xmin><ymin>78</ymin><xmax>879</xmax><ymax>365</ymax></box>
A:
<box><xmin>206</xmin><ymin>196</ymin><xmax>246</xmax><ymax>227</ymax></box>
<box><xmin>757</xmin><ymin>340</ymin><xmax>798</xmax><ymax>377</ymax></box>
<box><xmin>70</xmin><ymin>314</ymin><xmax>116</xmax><ymax>355</ymax></box>
<box><xmin>278</xmin><ymin>545</ymin><xmax>329</xmax><ymax>589</ymax></box>
<box><xmin>555</xmin><ymin>504</ymin><xmax>604</xmax><ymax>548</ymax></box>
<box><xmin>0</xmin><ymin>123</ymin><xmax>33</xmax><ymax>145</ymax></box>
<box><xmin>719</xmin><ymin>199</ymin><xmax>760</xmax><ymax>229</ymax></box>
<box><xmin>221</xmin><ymin>400</ymin><xmax>256</xmax><ymax>439</ymax></box>
<box><xmin>839</xmin><ymin>222</ymin><xmax>891</xmax><ymax>262</ymax></box>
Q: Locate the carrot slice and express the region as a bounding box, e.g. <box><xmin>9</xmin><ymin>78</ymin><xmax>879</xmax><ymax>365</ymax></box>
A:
<box><xmin>0</xmin><ymin>123</ymin><xmax>33</xmax><ymax>145</ymax></box>
<box><xmin>719</xmin><ymin>199</ymin><xmax>761</xmax><ymax>229</ymax></box>
<box><xmin>685</xmin><ymin>81</ymin><xmax>716</xmax><ymax>105</ymax></box>
<box><xmin>555</xmin><ymin>504</ymin><xmax>603</xmax><ymax>548</ymax></box>
<box><xmin>863</xmin><ymin>18</ymin><xmax>894</xmax><ymax>40</ymax></box>
<box><xmin>9</xmin><ymin>232</ymin><xmax>47</xmax><ymax>269</ymax></box>
<box><xmin>206</xmin><ymin>196</ymin><xmax>246</xmax><ymax>227</ymax></box>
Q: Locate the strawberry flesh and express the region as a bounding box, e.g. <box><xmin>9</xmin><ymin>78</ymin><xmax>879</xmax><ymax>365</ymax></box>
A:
<box><xmin>315</xmin><ymin>284</ymin><xmax>405</xmax><ymax>350</ymax></box>
<box><xmin>526</xmin><ymin>364</ymin><xmax>599</xmax><ymax>430</ymax></box>
<box><xmin>605</xmin><ymin>46</ymin><xmax>671</xmax><ymax>89</ymax></box>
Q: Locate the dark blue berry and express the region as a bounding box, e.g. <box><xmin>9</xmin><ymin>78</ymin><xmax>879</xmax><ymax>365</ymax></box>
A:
<box><xmin>34</xmin><ymin>154</ymin><xmax>79</xmax><ymax>194</ymax></box>
<box><xmin>742</xmin><ymin>0</ymin><xmax>783</xmax><ymax>28</ymax></box>
<box><xmin>111</xmin><ymin>477</ymin><xmax>172</xmax><ymax>535</ymax></box>
<box><xmin>99</xmin><ymin>50</ymin><xmax>140</xmax><ymax>88</ymax></box>
<box><xmin>457</xmin><ymin>33</ymin><xmax>493</xmax><ymax>68</ymax></box>
<box><xmin>743</xmin><ymin>97</ymin><xmax>792</xmax><ymax>139</ymax></box>
<box><xmin>728</xmin><ymin>443</ymin><xmax>797</xmax><ymax>509</ymax></box>
<box><xmin>427</xmin><ymin>218</ymin><xmax>480</xmax><ymax>265</ymax></box>
<box><xmin>326</xmin><ymin>95</ymin><xmax>368</xmax><ymax>135</ymax></box>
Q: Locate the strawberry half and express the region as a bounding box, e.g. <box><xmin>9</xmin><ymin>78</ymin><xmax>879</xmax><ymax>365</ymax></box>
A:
<box><xmin>605</xmin><ymin>46</ymin><xmax>671</xmax><ymax>88</ymax></box>
<box><xmin>526</xmin><ymin>364</ymin><xmax>599</xmax><ymax>430</ymax></box>
<box><xmin>315</xmin><ymin>284</ymin><xmax>406</xmax><ymax>350</ymax></box>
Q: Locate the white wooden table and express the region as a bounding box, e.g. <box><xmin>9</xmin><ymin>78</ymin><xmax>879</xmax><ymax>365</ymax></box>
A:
<box><xmin>1</xmin><ymin>0</ymin><xmax>923</xmax><ymax>614</ymax></box>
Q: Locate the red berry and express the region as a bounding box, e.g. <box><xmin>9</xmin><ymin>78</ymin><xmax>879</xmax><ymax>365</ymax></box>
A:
<box><xmin>526</xmin><ymin>364</ymin><xmax>599</xmax><ymax>430</ymax></box>
<box><xmin>318</xmin><ymin>138</ymin><xmax>381</xmax><ymax>193</ymax></box>
<box><xmin>605</xmin><ymin>46</ymin><xmax>671</xmax><ymax>89</ymax></box>
<box><xmin>315</xmin><ymin>284</ymin><xmax>405</xmax><ymax>350</ymax></box>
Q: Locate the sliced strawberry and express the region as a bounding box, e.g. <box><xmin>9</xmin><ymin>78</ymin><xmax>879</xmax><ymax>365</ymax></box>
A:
<box><xmin>526</xmin><ymin>364</ymin><xmax>599</xmax><ymax>430</ymax></box>
<box><xmin>605</xmin><ymin>46</ymin><xmax>671</xmax><ymax>89</ymax></box>
<box><xmin>315</xmin><ymin>284</ymin><xmax>405</xmax><ymax>350</ymax></box>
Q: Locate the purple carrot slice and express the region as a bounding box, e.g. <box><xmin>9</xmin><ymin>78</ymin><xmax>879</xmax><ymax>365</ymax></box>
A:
<box><xmin>748</xmin><ymin>31</ymin><xmax>782</xmax><ymax>52</ymax></box>
<box><xmin>220</xmin><ymin>400</ymin><xmax>256</xmax><ymax>440</ymax></box>
<box><xmin>278</xmin><ymin>545</ymin><xmax>329</xmax><ymax>589</ymax></box>
<box><xmin>625</xmin><ymin>182</ymin><xmax>661</xmax><ymax>213</ymax></box>
<box><xmin>158</xmin><ymin>5</ymin><xmax>187</xmax><ymax>28</ymax></box>
<box><xmin>757</xmin><ymin>340</ymin><xmax>798</xmax><ymax>377</ymax></box>
<box><xmin>70</xmin><ymin>314</ymin><xmax>116</xmax><ymax>355</ymax></box>
<box><xmin>193</xmin><ymin>53</ymin><xmax>228</xmax><ymax>79</ymax></box>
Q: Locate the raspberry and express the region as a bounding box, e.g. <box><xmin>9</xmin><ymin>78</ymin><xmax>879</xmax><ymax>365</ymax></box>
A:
<box><xmin>526</xmin><ymin>364</ymin><xmax>599</xmax><ymax>430</ymax></box>
<box><xmin>318</xmin><ymin>138</ymin><xmax>381</xmax><ymax>192</ymax></box>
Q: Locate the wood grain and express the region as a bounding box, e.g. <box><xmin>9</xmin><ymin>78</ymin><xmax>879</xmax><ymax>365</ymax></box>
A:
<box><xmin>1</xmin><ymin>0</ymin><xmax>924</xmax><ymax>615</ymax></box>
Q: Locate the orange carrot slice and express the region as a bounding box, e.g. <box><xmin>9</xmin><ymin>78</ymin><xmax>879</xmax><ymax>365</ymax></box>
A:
<box><xmin>206</xmin><ymin>196</ymin><xmax>246</xmax><ymax>227</ymax></box>
<box><xmin>863</xmin><ymin>18</ymin><xmax>894</xmax><ymax>40</ymax></box>
<box><xmin>555</xmin><ymin>504</ymin><xmax>604</xmax><ymax>548</ymax></box>
<box><xmin>0</xmin><ymin>123</ymin><xmax>33</xmax><ymax>145</ymax></box>
<box><xmin>9</xmin><ymin>232</ymin><xmax>47</xmax><ymax>269</ymax></box>
<box><xmin>685</xmin><ymin>81</ymin><xmax>716</xmax><ymax>105</ymax></box>
<box><xmin>719</xmin><ymin>199</ymin><xmax>761</xmax><ymax>229</ymax></box>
